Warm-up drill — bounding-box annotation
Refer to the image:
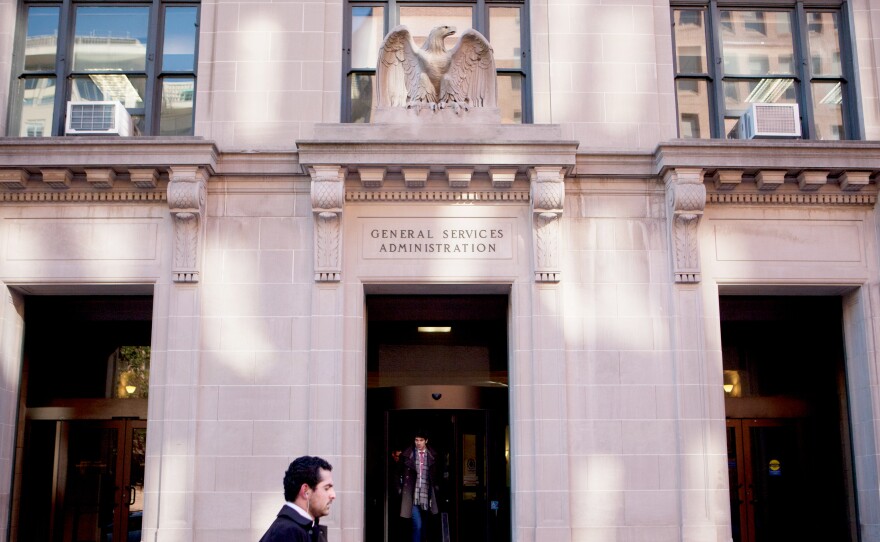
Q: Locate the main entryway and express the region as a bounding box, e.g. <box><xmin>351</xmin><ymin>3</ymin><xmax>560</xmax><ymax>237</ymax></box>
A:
<box><xmin>364</xmin><ymin>292</ymin><xmax>511</xmax><ymax>542</ymax></box>
<box><xmin>12</xmin><ymin>295</ymin><xmax>152</xmax><ymax>542</ymax></box>
<box><xmin>720</xmin><ymin>295</ymin><xmax>857</xmax><ymax>542</ymax></box>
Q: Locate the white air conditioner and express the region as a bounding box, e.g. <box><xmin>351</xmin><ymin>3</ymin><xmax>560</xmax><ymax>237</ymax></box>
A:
<box><xmin>65</xmin><ymin>101</ymin><xmax>132</xmax><ymax>136</ymax></box>
<box><xmin>730</xmin><ymin>103</ymin><xmax>801</xmax><ymax>139</ymax></box>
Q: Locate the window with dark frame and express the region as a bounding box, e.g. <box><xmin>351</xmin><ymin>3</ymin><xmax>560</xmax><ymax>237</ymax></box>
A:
<box><xmin>11</xmin><ymin>0</ymin><xmax>199</xmax><ymax>137</ymax></box>
<box><xmin>672</xmin><ymin>2</ymin><xmax>854</xmax><ymax>140</ymax></box>
<box><xmin>343</xmin><ymin>1</ymin><xmax>530</xmax><ymax>124</ymax></box>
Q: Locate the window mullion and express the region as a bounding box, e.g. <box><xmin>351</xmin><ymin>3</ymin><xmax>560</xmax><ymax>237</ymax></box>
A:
<box><xmin>143</xmin><ymin>0</ymin><xmax>162</xmax><ymax>134</ymax></box>
<box><xmin>708</xmin><ymin>0</ymin><xmax>725</xmax><ymax>138</ymax></box>
<box><xmin>54</xmin><ymin>0</ymin><xmax>74</xmax><ymax>135</ymax></box>
<box><xmin>794</xmin><ymin>2</ymin><xmax>815</xmax><ymax>139</ymax></box>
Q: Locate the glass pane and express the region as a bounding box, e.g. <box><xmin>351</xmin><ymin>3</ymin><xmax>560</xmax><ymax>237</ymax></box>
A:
<box><xmin>350</xmin><ymin>73</ymin><xmax>374</xmax><ymax>123</ymax></box>
<box><xmin>721</xmin><ymin>10</ymin><xmax>794</xmax><ymax>76</ymax></box>
<box><xmin>676</xmin><ymin>79</ymin><xmax>710</xmax><ymax>138</ymax></box>
<box><xmin>71</xmin><ymin>74</ymin><xmax>146</xmax><ymax>108</ymax></box>
<box><xmin>19</xmin><ymin>77</ymin><xmax>55</xmax><ymax>137</ymax></box>
<box><xmin>673</xmin><ymin>9</ymin><xmax>707</xmax><ymax>74</ymax></box>
<box><xmin>108</xmin><ymin>346</ymin><xmax>151</xmax><ymax>399</ymax></box>
<box><xmin>727</xmin><ymin>426</ymin><xmax>743</xmax><ymax>542</ymax></box>
<box><xmin>808</xmin><ymin>12</ymin><xmax>842</xmax><ymax>77</ymax></box>
<box><xmin>73</xmin><ymin>7</ymin><xmax>149</xmax><ymax>72</ymax></box>
<box><xmin>160</xmin><ymin>78</ymin><xmax>195</xmax><ymax>135</ymax></box>
<box><xmin>399</xmin><ymin>7</ymin><xmax>473</xmax><ymax>49</ymax></box>
<box><xmin>163</xmin><ymin>7</ymin><xmax>198</xmax><ymax>72</ymax></box>
<box><xmin>497</xmin><ymin>73</ymin><xmax>522</xmax><ymax>124</ymax></box>
<box><xmin>489</xmin><ymin>7</ymin><xmax>521</xmax><ymax>69</ymax></box>
<box><xmin>813</xmin><ymin>81</ymin><xmax>844</xmax><ymax>140</ymax></box>
<box><xmin>64</xmin><ymin>425</ymin><xmax>119</xmax><ymax>542</ymax></box>
<box><xmin>351</xmin><ymin>6</ymin><xmax>384</xmax><ymax>69</ymax></box>
<box><xmin>723</xmin><ymin>78</ymin><xmax>796</xmax><ymax>117</ymax></box>
<box><xmin>128</xmin><ymin>428</ymin><xmax>146</xmax><ymax>541</ymax></box>
<box><xmin>24</xmin><ymin>7</ymin><xmax>60</xmax><ymax>72</ymax></box>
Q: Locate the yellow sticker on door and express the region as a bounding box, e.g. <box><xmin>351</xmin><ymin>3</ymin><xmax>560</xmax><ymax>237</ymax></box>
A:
<box><xmin>769</xmin><ymin>459</ymin><xmax>781</xmax><ymax>477</ymax></box>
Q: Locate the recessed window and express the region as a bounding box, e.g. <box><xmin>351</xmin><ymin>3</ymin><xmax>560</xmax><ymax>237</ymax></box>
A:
<box><xmin>672</xmin><ymin>3</ymin><xmax>855</xmax><ymax>140</ymax></box>
<box><xmin>343</xmin><ymin>0</ymin><xmax>529</xmax><ymax>124</ymax></box>
<box><xmin>11</xmin><ymin>0</ymin><xmax>199</xmax><ymax>137</ymax></box>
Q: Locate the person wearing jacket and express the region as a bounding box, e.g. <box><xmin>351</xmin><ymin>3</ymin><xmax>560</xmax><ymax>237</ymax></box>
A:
<box><xmin>399</xmin><ymin>430</ymin><xmax>439</xmax><ymax>542</ymax></box>
<box><xmin>260</xmin><ymin>456</ymin><xmax>335</xmax><ymax>542</ymax></box>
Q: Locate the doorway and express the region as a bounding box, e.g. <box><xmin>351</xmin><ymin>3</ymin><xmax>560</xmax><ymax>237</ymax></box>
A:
<box><xmin>364</xmin><ymin>293</ymin><xmax>511</xmax><ymax>542</ymax></box>
<box><xmin>720</xmin><ymin>295</ymin><xmax>856</xmax><ymax>542</ymax></box>
<box><xmin>13</xmin><ymin>295</ymin><xmax>152</xmax><ymax>542</ymax></box>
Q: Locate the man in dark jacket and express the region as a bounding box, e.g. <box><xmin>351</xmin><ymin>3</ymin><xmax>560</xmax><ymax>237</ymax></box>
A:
<box><xmin>399</xmin><ymin>431</ymin><xmax>439</xmax><ymax>542</ymax></box>
<box><xmin>260</xmin><ymin>456</ymin><xmax>335</xmax><ymax>542</ymax></box>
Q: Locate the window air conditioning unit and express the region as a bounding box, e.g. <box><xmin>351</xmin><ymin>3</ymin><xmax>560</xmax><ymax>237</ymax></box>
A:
<box><xmin>65</xmin><ymin>101</ymin><xmax>132</xmax><ymax>136</ymax></box>
<box><xmin>731</xmin><ymin>103</ymin><xmax>801</xmax><ymax>139</ymax></box>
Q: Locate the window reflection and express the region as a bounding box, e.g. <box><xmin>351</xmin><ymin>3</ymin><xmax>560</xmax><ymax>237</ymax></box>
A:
<box><xmin>813</xmin><ymin>81</ymin><xmax>844</xmax><ymax>140</ymax></box>
<box><xmin>676</xmin><ymin>79</ymin><xmax>710</xmax><ymax>139</ymax></box>
<box><xmin>25</xmin><ymin>7</ymin><xmax>59</xmax><ymax>72</ymax></box>
<box><xmin>73</xmin><ymin>7</ymin><xmax>149</xmax><ymax>72</ymax></box>
<box><xmin>497</xmin><ymin>74</ymin><xmax>522</xmax><ymax>124</ymax></box>
<box><xmin>71</xmin><ymin>75</ymin><xmax>146</xmax><ymax>108</ymax></box>
<box><xmin>399</xmin><ymin>7</ymin><xmax>472</xmax><ymax>49</ymax></box>
<box><xmin>350</xmin><ymin>73</ymin><xmax>374</xmax><ymax>123</ymax></box>
<box><xmin>162</xmin><ymin>7</ymin><xmax>198</xmax><ymax>72</ymax></box>
<box><xmin>160</xmin><ymin>77</ymin><xmax>195</xmax><ymax>135</ymax></box>
<box><xmin>19</xmin><ymin>77</ymin><xmax>55</xmax><ymax>137</ymax></box>
<box><xmin>490</xmin><ymin>7</ymin><xmax>521</xmax><ymax>69</ymax></box>
<box><xmin>721</xmin><ymin>11</ymin><xmax>793</xmax><ymax>76</ymax></box>
<box><xmin>808</xmin><ymin>12</ymin><xmax>842</xmax><ymax>77</ymax></box>
<box><xmin>351</xmin><ymin>6</ymin><xmax>384</xmax><ymax>69</ymax></box>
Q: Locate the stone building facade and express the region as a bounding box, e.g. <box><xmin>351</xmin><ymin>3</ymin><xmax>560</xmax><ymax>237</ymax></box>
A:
<box><xmin>0</xmin><ymin>1</ymin><xmax>879</xmax><ymax>541</ymax></box>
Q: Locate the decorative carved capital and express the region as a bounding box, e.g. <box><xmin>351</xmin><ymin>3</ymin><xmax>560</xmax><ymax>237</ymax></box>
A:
<box><xmin>664</xmin><ymin>168</ymin><xmax>705</xmax><ymax>284</ymax></box>
<box><xmin>0</xmin><ymin>169</ymin><xmax>29</xmax><ymax>190</ymax></box>
<box><xmin>530</xmin><ymin>166</ymin><xmax>565</xmax><ymax>283</ymax></box>
<box><xmin>798</xmin><ymin>170</ymin><xmax>829</xmax><ymax>192</ymax></box>
<box><xmin>42</xmin><ymin>168</ymin><xmax>72</xmax><ymax>190</ymax></box>
<box><xmin>310</xmin><ymin>166</ymin><xmax>345</xmax><ymax>282</ymax></box>
<box><xmin>447</xmin><ymin>168</ymin><xmax>474</xmax><ymax>188</ymax></box>
<box><xmin>168</xmin><ymin>166</ymin><xmax>207</xmax><ymax>283</ymax></box>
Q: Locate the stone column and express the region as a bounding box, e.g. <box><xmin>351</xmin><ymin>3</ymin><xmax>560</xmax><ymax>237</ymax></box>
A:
<box><xmin>142</xmin><ymin>167</ymin><xmax>208</xmax><ymax>541</ymax></box>
<box><xmin>0</xmin><ymin>288</ymin><xmax>24</xmax><ymax>540</ymax></box>
<box><xmin>664</xmin><ymin>168</ymin><xmax>730</xmax><ymax>540</ymax></box>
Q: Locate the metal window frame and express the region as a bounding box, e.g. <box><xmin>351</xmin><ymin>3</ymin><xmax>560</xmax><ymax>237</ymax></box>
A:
<box><xmin>671</xmin><ymin>0</ymin><xmax>858</xmax><ymax>140</ymax></box>
<box><xmin>341</xmin><ymin>0</ymin><xmax>531</xmax><ymax>123</ymax></box>
<box><xmin>7</xmin><ymin>0</ymin><xmax>199</xmax><ymax>136</ymax></box>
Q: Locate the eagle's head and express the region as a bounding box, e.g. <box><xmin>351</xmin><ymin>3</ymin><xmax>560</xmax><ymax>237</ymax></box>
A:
<box><xmin>425</xmin><ymin>25</ymin><xmax>457</xmax><ymax>53</ymax></box>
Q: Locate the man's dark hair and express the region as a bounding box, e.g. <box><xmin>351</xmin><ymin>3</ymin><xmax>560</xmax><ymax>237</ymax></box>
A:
<box><xmin>283</xmin><ymin>456</ymin><xmax>332</xmax><ymax>502</ymax></box>
<box><xmin>414</xmin><ymin>428</ymin><xmax>429</xmax><ymax>439</ymax></box>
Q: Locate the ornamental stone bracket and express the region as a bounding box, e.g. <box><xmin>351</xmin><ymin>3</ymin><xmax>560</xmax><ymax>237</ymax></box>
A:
<box><xmin>168</xmin><ymin>167</ymin><xmax>208</xmax><ymax>283</ymax></box>
<box><xmin>310</xmin><ymin>165</ymin><xmax>345</xmax><ymax>282</ymax></box>
<box><xmin>530</xmin><ymin>166</ymin><xmax>565</xmax><ymax>283</ymax></box>
<box><xmin>665</xmin><ymin>168</ymin><xmax>706</xmax><ymax>284</ymax></box>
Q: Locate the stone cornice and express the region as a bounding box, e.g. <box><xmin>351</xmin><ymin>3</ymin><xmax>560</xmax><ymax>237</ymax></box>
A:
<box><xmin>0</xmin><ymin>137</ymin><xmax>219</xmax><ymax>173</ymax></box>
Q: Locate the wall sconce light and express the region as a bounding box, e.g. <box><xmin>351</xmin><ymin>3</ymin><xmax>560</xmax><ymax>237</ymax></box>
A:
<box><xmin>125</xmin><ymin>385</ymin><xmax>137</xmax><ymax>395</ymax></box>
<box><xmin>723</xmin><ymin>384</ymin><xmax>734</xmax><ymax>393</ymax></box>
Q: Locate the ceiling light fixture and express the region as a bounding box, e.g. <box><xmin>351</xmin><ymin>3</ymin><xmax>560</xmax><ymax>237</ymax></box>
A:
<box><xmin>418</xmin><ymin>326</ymin><xmax>451</xmax><ymax>333</ymax></box>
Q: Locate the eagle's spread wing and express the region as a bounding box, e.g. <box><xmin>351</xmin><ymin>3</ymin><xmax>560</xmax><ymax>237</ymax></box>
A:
<box><xmin>376</xmin><ymin>26</ymin><xmax>421</xmax><ymax>108</ymax></box>
<box><xmin>443</xmin><ymin>30</ymin><xmax>496</xmax><ymax>107</ymax></box>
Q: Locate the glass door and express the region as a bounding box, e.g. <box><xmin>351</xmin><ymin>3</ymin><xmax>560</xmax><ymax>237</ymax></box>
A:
<box><xmin>19</xmin><ymin>419</ymin><xmax>146</xmax><ymax>542</ymax></box>
<box><xmin>727</xmin><ymin>419</ymin><xmax>815</xmax><ymax>542</ymax></box>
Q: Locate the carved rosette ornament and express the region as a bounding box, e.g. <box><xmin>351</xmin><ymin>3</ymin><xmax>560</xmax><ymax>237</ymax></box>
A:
<box><xmin>168</xmin><ymin>167</ymin><xmax>207</xmax><ymax>283</ymax></box>
<box><xmin>310</xmin><ymin>166</ymin><xmax>345</xmax><ymax>282</ymax></box>
<box><xmin>665</xmin><ymin>168</ymin><xmax>706</xmax><ymax>283</ymax></box>
<box><xmin>530</xmin><ymin>167</ymin><xmax>565</xmax><ymax>283</ymax></box>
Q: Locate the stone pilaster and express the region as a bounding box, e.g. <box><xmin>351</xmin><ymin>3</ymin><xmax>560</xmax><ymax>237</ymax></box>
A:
<box><xmin>310</xmin><ymin>166</ymin><xmax>345</xmax><ymax>282</ymax></box>
<box><xmin>530</xmin><ymin>166</ymin><xmax>565</xmax><ymax>283</ymax></box>
<box><xmin>167</xmin><ymin>167</ymin><xmax>207</xmax><ymax>283</ymax></box>
<box><xmin>665</xmin><ymin>168</ymin><xmax>706</xmax><ymax>283</ymax></box>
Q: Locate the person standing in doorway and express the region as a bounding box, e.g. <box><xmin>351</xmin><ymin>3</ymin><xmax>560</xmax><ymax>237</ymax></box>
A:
<box><xmin>399</xmin><ymin>430</ymin><xmax>439</xmax><ymax>542</ymax></box>
<box><xmin>260</xmin><ymin>455</ymin><xmax>335</xmax><ymax>542</ymax></box>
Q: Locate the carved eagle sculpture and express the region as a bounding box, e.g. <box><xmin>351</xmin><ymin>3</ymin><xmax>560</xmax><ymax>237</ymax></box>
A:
<box><xmin>375</xmin><ymin>25</ymin><xmax>497</xmax><ymax>113</ymax></box>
